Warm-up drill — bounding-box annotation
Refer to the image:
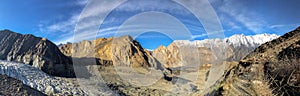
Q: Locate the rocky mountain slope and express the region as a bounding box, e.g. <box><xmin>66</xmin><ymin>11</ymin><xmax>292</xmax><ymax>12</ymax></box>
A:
<box><xmin>153</xmin><ymin>34</ymin><xmax>279</xmax><ymax>68</ymax></box>
<box><xmin>0</xmin><ymin>30</ymin><xmax>168</xmax><ymax>95</ymax></box>
<box><xmin>0</xmin><ymin>29</ymin><xmax>285</xmax><ymax>95</ymax></box>
<box><xmin>0</xmin><ymin>74</ymin><xmax>45</xmax><ymax>96</ymax></box>
<box><xmin>59</xmin><ymin>36</ymin><xmax>214</xmax><ymax>95</ymax></box>
<box><xmin>220</xmin><ymin>27</ymin><xmax>300</xmax><ymax>95</ymax></box>
<box><xmin>59</xmin><ymin>35</ymin><xmax>161</xmax><ymax>71</ymax></box>
<box><xmin>153</xmin><ymin>44</ymin><xmax>214</xmax><ymax>68</ymax></box>
<box><xmin>0</xmin><ymin>30</ymin><xmax>74</xmax><ymax>77</ymax></box>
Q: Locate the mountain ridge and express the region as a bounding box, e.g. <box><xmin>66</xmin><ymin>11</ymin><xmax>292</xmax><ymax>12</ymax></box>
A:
<box><xmin>59</xmin><ymin>35</ymin><xmax>162</xmax><ymax>71</ymax></box>
<box><xmin>0</xmin><ymin>29</ymin><xmax>74</xmax><ymax>77</ymax></box>
<box><xmin>220</xmin><ymin>26</ymin><xmax>300</xmax><ymax>95</ymax></box>
<box><xmin>152</xmin><ymin>33</ymin><xmax>279</xmax><ymax>68</ymax></box>
<box><xmin>172</xmin><ymin>33</ymin><xmax>279</xmax><ymax>48</ymax></box>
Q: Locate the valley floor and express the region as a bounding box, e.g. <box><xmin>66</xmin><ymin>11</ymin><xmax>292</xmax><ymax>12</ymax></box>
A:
<box><xmin>0</xmin><ymin>60</ymin><xmax>216</xmax><ymax>95</ymax></box>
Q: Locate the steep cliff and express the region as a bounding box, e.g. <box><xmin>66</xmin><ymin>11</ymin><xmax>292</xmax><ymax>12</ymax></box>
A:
<box><xmin>0</xmin><ymin>30</ymin><xmax>74</xmax><ymax>77</ymax></box>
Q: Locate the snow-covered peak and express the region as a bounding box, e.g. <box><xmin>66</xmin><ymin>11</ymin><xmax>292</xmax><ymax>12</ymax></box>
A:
<box><xmin>171</xmin><ymin>33</ymin><xmax>279</xmax><ymax>48</ymax></box>
<box><xmin>225</xmin><ymin>33</ymin><xmax>279</xmax><ymax>48</ymax></box>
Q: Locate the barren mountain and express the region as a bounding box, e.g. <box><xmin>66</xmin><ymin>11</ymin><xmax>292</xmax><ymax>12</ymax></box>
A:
<box><xmin>220</xmin><ymin>27</ymin><xmax>300</xmax><ymax>95</ymax></box>
<box><xmin>59</xmin><ymin>35</ymin><xmax>162</xmax><ymax>71</ymax></box>
<box><xmin>153</xmin><ymin>34</ymin><xmax>279</xmax><ymax>68</ymax></box>
<box><xmin>0</xmin><ymin>30</ymin><xmax>74</xmax><ymax>77</ymax></box>
<box><xmin>153</xmin><ymin>44</ymin><xmax>214</xmax><ymax>68</ymax></box>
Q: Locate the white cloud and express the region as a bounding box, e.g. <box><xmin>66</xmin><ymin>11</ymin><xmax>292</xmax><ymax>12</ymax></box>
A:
<box><xmin>115</xmin><ymin>0</ymin><xmax>193</xmax><ymax>15</ymax></box>
<box><xmin>216</xmin><ymin>0</ymin><xmax>268</xmax><ymax>34</ymax></box>
<box><xmin>41</xmin><ymin>0</ymin><xmax>225</xmax><ymax>44</ymax></box>
<box><xmin>136</xmin><ymin>35</ymin><xmax>169</xmax><ymax>39</ymax></box>
<box><xmin>47</xmin><ymin>15</ymin><xmax>79</xmax><ymax>33</ymax></box>
<box><xmin>74</xmin><ymin>0</ymin><xmax>88</xmax><ymax>6</ymax></box>
<box><xmin>53</xmin><ymin>36</ymin><xmax>74</xmax><ymax>45</ymax></box>
<box><xmin>192</xmin><ymin>34</ymin><xmax>208</xmax><ymax>39</ymax></box>
<box><xmin>270</xmin><ymin>23</ymin><xmax>300</xmax><ymax>29</ymax></box>
<box><xmin>37</xmin><ymin>13</ymin><xmax>80</xmax><ymax>44</ymax></box>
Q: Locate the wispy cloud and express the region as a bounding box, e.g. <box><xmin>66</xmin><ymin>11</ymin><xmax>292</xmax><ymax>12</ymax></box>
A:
<box><xmin>40</xmin><ymin>0</ymin><xmax>223</xmax><ymax>44</ymax></box>
<box><xmin>269</xmin><ymin>23</ymin><xmax>300</xmax><ymax>35</ymax></box>
<box><xmin>270</xmin><ymin>23</ymin><xmax>300</xmax><ymax>29</ymax></box>
<box><xmin>191</xmin><ymin>34</ymin><xmax>208</xmax><ymax>39</ymax></box>
<box><xmin>216</xmin><ymin>0</ymin><xmax>269</xmax><ymax>34</ymax></box>
<box><xmin>74</xmin><ymin>0</ymin><xmax>88</xmax><ymax>6</ymax></box>
<box><xmin>42</xmin><ymin>14</ymin><xmax>79</xmax><ymax>33</ymax></box>
<box><xmin>37</xmin><ymin>0</ymin><xmax>87</xmax><ymax>44</ymax></box>
<box><xmin>38</xmin><ymin>13</ymin><xmax>80</xmax><ymax>44</ymax></box>
<box><xmin>136</xmin><ymin>35</ymin><xmax>169</xmax><ymax>39</ymax></box>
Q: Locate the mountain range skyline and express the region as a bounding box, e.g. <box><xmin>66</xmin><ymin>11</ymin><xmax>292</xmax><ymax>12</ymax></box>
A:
<box><xmin>1</xmin><ymin>26</ymin><xmax>299</xmax><ymax>95</ymax></box>
<box><xmin>0</xmin><ymin>29</ymin><xmax>280</xmax><ymax>50</ymax></box>
<box><xmin>1</xmin><ymin>0</ymin><xmax>300</xmax><ymax>50</ymax></box>
<box><xmin>1</xmin><ymin>0</ymin><xmax>300</xmax><ymax>95</ymax></box>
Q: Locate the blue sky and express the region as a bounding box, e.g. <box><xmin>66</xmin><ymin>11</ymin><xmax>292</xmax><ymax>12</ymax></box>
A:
<box><xmin>1</xmin><ymin>0</ymin><xmax>300</xmax><ymax>50</ymax></box>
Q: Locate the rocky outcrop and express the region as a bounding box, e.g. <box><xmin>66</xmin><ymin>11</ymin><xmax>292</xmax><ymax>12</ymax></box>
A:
<box><xmin>220</xmin><ymin>27</ymin><xmax>300</xmax><ymax>95</ymax></box>
<box><xmin>0</xmin><ymin>30</ymin><xmax>74</xmax><ymax>77</ymax></box>
<box><xmin>153</xmin><ymin>43</ymin><xmax>213</xmax><ymax>68</ymax></box>
<box><xmin>0</xmin><ymin>74</ymin><xmax>45</xmax><ymax>96</ymax></box>
<box><xmin>111</xmin><ymin>36</ymin><xmax>158</xmax><ymax>68</ymax></box>
<box><xmin>59</xmin><ymin>35</ymin><xmax>160</xmax><ymax>70</ymax></box>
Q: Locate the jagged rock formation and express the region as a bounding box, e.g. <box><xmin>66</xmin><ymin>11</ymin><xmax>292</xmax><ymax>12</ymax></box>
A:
<box><xmin>220</xmin><ymin>27</ymin><xmax>300</xmax><ymax>95</ymax></box>
<box><xmin>0</xmin><ymin>30</ymin><xmax>74</xmax><ymax>77</ymax></box>
<box><xmin>59</xmin><ymin>35</ymin><xmax>161</xmax><ymax>70</ymax></box>
<box><xmin>153</xmin><ymin>44</ymin><xmax>213</xmax><ymax>68</ymax></box>
<box><xmin>0</xmin><ymin>74</ymin><xmax>45</xmax><ymax>96</ymax></box>
<box><xmin>153</xmin><ymin>34</ymin><xmax>278</xmax><ymax>68</ymax></box>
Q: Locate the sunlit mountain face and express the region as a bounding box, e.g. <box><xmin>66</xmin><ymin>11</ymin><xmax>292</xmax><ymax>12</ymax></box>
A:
<box><xmin>1</xmin><ymin>0</ymin><xmax>300</xmax><ymax>95</ymax></box>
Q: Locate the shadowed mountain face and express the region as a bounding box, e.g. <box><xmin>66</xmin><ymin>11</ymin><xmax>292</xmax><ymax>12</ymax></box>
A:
<box><xmin>0</xmin><ymin>30</ymin><xmax>74</xmax><ymax>77</ymax></box>
<box><xmin>221</xmin><ymin>27</ymin><xmax>300</xmax><ymax>95</ymax></box>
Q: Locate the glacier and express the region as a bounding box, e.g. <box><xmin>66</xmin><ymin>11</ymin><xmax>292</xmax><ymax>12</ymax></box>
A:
<box><xmin>0</xmin><ymin>60</ymin><xmax>85</xmax><ymax>95</ymax></box>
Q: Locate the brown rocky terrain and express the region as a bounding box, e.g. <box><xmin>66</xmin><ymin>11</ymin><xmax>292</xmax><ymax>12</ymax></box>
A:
<box><xmin>59</xmin><ymin>35</ymin><xmax>162</xmax><ymax>71</ymax></box>
<box><xmin>0</xmin><ymin>30</ymin><xmax>74</xmax><ymax>77</ymax></box>
<box><xmin>153</xmin><ymin>43</ymin><xmax>214</xmax><ymax>68</ymax></box>
<box><xmin>0</xmin><ymin>29</ymin><xmax>286</xmax><ymax>95</ymax></box>
<box><xmin>86</xmin><ymin>63</ymin><xmax>212</xmax><ymax>95</ymax></box>
<box><xmin>219</xmin><ymin>27</ymin><xmax>300</xmax><ymax>95</ymax></box>
<box><xmin>59</xmin><ymin>35</ymin><xmax>217</xmax><ymax>95</ymax></box>
<box><xmin>0</xmin><ymin>74</ymin><xmax>45</xmax><ymax>96</ymax></box>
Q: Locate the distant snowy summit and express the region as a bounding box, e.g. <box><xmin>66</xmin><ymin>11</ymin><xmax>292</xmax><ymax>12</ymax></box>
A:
<box><xmin>153</xmin><ymin>33</ymin><xmax>280</xmax><ymax>62</ymax></box>
<box><xmin>173</xmin><ymin>33</ymin><xmax>279</xmax><ymax>48</ymax></box>
<box><xmin>225</xmin><ymin>33</ymin><xmax>279</xmax><ymax>48</ymax></box>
